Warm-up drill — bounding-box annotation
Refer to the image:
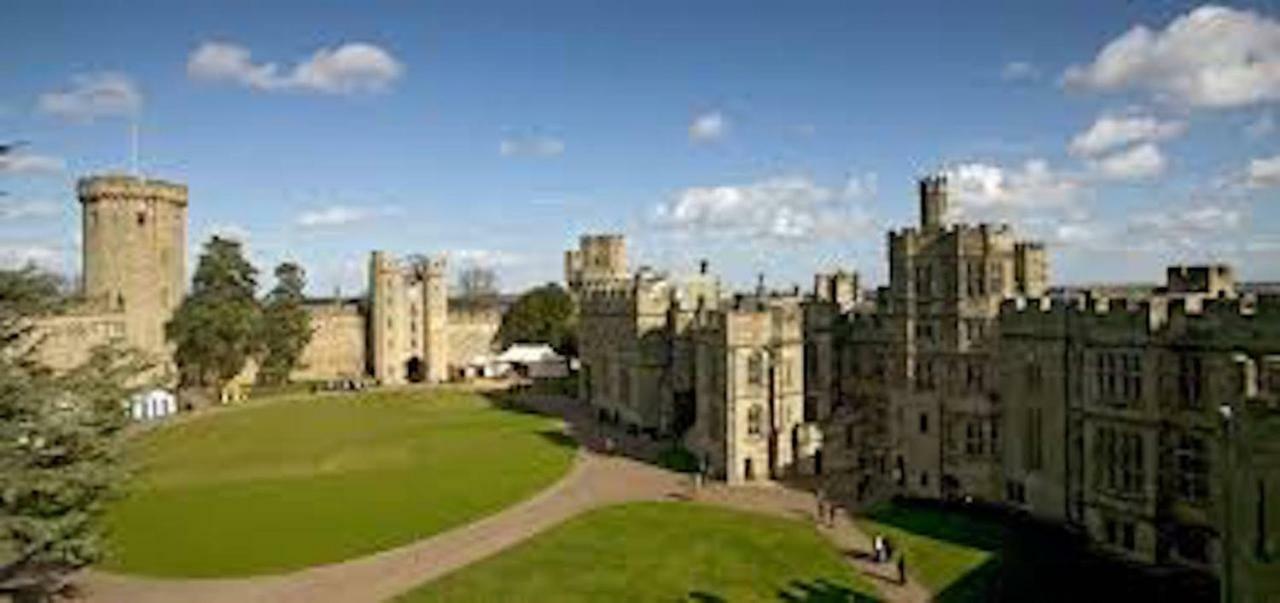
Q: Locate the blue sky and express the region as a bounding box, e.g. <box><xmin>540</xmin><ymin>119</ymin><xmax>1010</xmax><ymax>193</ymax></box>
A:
<box><xmin>2</xmin><ymin>0</ymin><xmax>1278</xmax><ymax>294</ymax></box>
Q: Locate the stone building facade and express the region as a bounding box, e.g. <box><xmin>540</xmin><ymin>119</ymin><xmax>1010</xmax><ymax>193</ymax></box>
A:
<box><xmin>571</xmin><ymin>175</ymin><xmax>1276</xmax><ymax>599</ymax></box>
<box><xmin>999</xmin><ymin>275</ymin><xmax>1280</xmax><ymax>598</ymax></box>
<box><xmin>570</xmin><ymin>235</ymin><xmax>814</xmax><ymax>484</ymax></box>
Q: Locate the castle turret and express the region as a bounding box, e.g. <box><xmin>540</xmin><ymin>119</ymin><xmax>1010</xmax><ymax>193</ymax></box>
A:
<box><xmin>420</xmin><ymin>255</ymin><xmax>449</xmax><ymax>383</ymax></box>
<box><xmin>919</xmin><ymin>174</ymin><xmax>949</xmax><ymax>230</ymax></box>
<box><xmin>79</xmin><ymin>174</ymin><xmax>187</xmax><ymax>366</ymax></box>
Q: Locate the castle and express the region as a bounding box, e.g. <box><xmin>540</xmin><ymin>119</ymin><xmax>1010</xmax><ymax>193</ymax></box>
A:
<box><xmin>570</xmin><ymin>177</ymin><xmax>1279</xmax><ymax>600</ymax></box>
<box><xmin>29</xmin><ymin>174</ymin><xmax>503</xmax><ymax>389</ymax></box>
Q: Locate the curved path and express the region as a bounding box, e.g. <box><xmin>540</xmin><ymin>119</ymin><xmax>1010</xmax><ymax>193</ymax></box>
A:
<box><xmin>76</xmin><ymin>394</ymin><xmax>929</xmax><ymax>603</ymax></box>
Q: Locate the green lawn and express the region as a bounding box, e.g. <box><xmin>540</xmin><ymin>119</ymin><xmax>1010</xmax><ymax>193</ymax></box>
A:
<box><xmin>856</xmin><ymin>501</ymin><xmax>1217</xmax><ymax>603</ymax></box>
<box><xmin>399</xmin><ymin>502</ymin><xmax>880</xmax><ymax>603</ymax></box>
<box><xmin>104</xmin><ymin>388</ymin><xmax>576</xmax><ymax>577</ymax></box>
<box><xmin>855</xmin><ymin>503</ymin><xmax>998</xmax><ymax>598</ymax></box>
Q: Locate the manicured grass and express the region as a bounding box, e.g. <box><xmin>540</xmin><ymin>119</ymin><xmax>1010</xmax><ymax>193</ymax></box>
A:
<box><xmin>104</xmin><ymin>388</ymin><xmax>576</xmax><ymax>577</ymax></box>
<box><xmin>855</xmin><ymin>503</ymin><xmax>998</xmax><ymax>597</ymax></box>
<box><xmin>398</xmin><ymin>502</ymin><xmax>880</xmax><ymax>603</ymax></box>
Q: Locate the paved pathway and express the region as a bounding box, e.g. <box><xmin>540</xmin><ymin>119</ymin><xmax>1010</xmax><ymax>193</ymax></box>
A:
<box><xmin>75</xmin><ymin>394</ymin><xmax>931</xmax><ymax>603</ymax></box>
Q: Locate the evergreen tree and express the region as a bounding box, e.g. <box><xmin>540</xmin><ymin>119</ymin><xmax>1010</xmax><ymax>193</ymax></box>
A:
<box><xmin>166</xmin><ymin>236</ymin><xmax>262</xmax><ymax>389</ymax></box>
<box><xmin>497</xmin><ymin>283</ymin><xmax>577</xmax><ymax>355</ymax></box>
<box><xmin>0</xmin><ymin>266</ymin><xmax>141</xmax><ymax>600</ymax></box>
<box><xmin>257</xmin><ymin>262</ymin><xmax>312</xmax><ymax>385</ymax></box>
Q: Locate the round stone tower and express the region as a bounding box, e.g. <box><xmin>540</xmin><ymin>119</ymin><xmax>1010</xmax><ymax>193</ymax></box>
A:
<box><xmin>78</xmin><ymin>174</ymin><xmax>188</xmax><ymax>362</ymax></box>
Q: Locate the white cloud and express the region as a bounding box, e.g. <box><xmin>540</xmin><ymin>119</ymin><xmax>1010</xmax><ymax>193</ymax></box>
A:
<box><xmin>207</xmin><ymin>222</ymin><xmax>250</xmax><ymax>242</ymax></box>
<box><xmin>1245</xmin><ymin>112</ymin><xmax>1276</xmax><ymax>139</ymax></box>
<box><xmin>689</xmin><ymin>111</ymin><xmax>729</xmax><ymax>143</ymax></box>
<box><xmin>37</xmin><ymin>72</ymin><xmax>142</xmax><ymax>122</ymax></box>
<box><xmin>1001</xmin><ymin>61</ymin><xmax>1040</xmax><ymax>81</ymax></box>
<box><xmin>0</xmin><ymin>153</ymin><xmax>64</xmax><ymax>175</ymax></box>
<box><xmin>0</xmin><ymin>243</ymin><xmax>63</xmax><ymax>270</ymax></box>
<box><xmin>1127</xmin><ymin>204</ymin><xmax>1243</xmax><ymax>248</ymax></box>
<box><xmin>0</xmin><ymin>199</ymin><xmax>60</xmax><ymax>220</ymax></box>
<box><xmin>654</xmin><ymin>175</ymin><xmax>874</xmax><ymax>241</ymax></box>
<box><xmin>843</xmin><ymin>171</ymin><xmax>878</xmax><ymax>201</ymax></box>
<box><xmin>1062</xmin><ymin>5</ymin><xmax>1280</xmax><ymax>108</ymax></box>
<box><xmin>498</xmin><ymin>136</ymin><xmax>565</xmax><ymax>157</ymax></box>
<box><xmin>451</xmin><ymin>249</ymin><xmax>523</xmax><ymax>267</ymax></box>
<box><xmin>1246</xmin><ymin>154</ymin><xmax>1280</xmax><ymax>188</ymax></box>
<box><xmin>296</xmin><ymin>205</ymin><xmax>400</xmax><ymax>228</ymax></box>
<box><xmin>1068</xmin><ymin>112</ymin><xmax>1185</xmax><ymax>156</ymax></box>
<box><xmin>1090</xmin><ymin>142</ymin><xmax>1167</xmax><ymax>180</ymax></box>
<box><xmin>188</xmin><ymin>41</ymin><xmax>404</xmax><ymax>95</ymax></box>
<box><xmin>945</xmin><ymin>159</ymin><xmax>1083</xmax><ymax>216</ymax></box>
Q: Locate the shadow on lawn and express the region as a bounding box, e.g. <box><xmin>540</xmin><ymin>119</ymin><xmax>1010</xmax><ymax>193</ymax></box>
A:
<box><xmin>866</xmin><ymin>499</ymin><xmax>1217</xmax><ymax>603</ymax></box>
<box><xmin>682</xmin><ymin>578</ymin><xmax>878</xmax><ymax>603</ymax></box>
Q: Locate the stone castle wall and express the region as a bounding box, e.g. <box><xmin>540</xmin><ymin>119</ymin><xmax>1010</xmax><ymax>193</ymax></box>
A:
<box><xmin>292</xmin><ymin>301</ymin><xmax>367</xmax><ymax>381</ymax></box>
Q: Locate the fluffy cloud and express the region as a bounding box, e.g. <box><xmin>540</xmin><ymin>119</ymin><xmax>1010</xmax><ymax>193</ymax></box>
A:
<box><xmin>842</xmin><ymin>171</ymin><xmax>878</xmax><ymax>201</ymax></box>
<box><xmin>206</xmin><ymin>222</ymin><xmax>251</xmax><ymax>242</ymax></box>
<box><xmin>188</xmin><ymin>41</ymin><xmax>404</xmax><ymax>95</ymax></box>
<box><xmin>1068</xmin><ymin>113</ymin><xmax>1185</xmax><ymax>156</ymax></box>
<box><xmin>0</xmin><ymin>243</ymin><xmax>63</xmax><ymax>270</ymax></box>
<box><xmin>654</xmin><ymin>176</ymin><xmax>873</xmax><ymax>241</ymax></box>
<box><xmin>499</xmin><ymin>136</ymin><xmax>565</xmax><ymax>157</ymax></box>
<box><xmin>0</xmin><ymin>153</ymin><xmax>64</xmax><ymax>175</ymax></box>
<box><xmin>1090</xmin><ymin>142</ymin><xmax>1167</xmax><ymax>180</ymax></box>
<box><xmin>451</xmin><ymin>249</ymin><xmax>523</xmax><ymax>267</ymax></box>
<box><xmin>1246</xmin><ymin>154</ymin><xmax>1280</xmax><ymax>189</ymax></box>
<box><xmin>689</xmin><ymin>111</ymin><xmax>728</xmax><ymax>142</ymax></box>
<box><xmin>1062</xmin><ymin>5</ymin><xmax>1280</xmax><ymax>108</ymax></box>
<box><xmin>37</xmin><ymin>72</ymin><xmax>141</xmax><ymax>122</ymax></box>
<box><xmin>1001</xmin><ymin>61</ymin><xmax>1040</xmax><ymax>81</ymax></box>
<box><xmin>0</xmin><ymin>199</ymin><xmax>61</xmax><ymax>220</ymax></box>
<box><xmin>296</xmin><ymin>205</ymin><xmax>400</xmax><ymax>228</ymax></box>
<box><xmin>944</xmin><ymin>159</ymin><xmax>1083</xmax><ymax>216</ymax></box>
<box><xmin>1127</xmin><ymin>204</ymin><xmax>1242</xmax><ymax>248</ymax></box>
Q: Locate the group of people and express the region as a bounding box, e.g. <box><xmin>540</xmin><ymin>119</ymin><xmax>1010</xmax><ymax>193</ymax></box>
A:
<box><xmin>817</xmin><ymin>489</ymin><xmax>908</xmax><ymax>587</ymax></box>
<box><xmin>873</xmin><ymin>534</ymin><xmax>908</xmax><ymax>586</ymax></box>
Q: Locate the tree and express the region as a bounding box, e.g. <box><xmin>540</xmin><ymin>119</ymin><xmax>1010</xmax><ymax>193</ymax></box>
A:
<box><xmin>166</xmin><ymin>236</ymin><xmax>261</xmax><ymax>390</ymax></box>
<box><xmin>496</xmin><ymin>283</ymin><xmax>577</xmax><ymax>355</ymax></box>
<box><xmin>457</xmin><ymin>266</ymin><xmax>498</xmax><ymax>306</ymax></box>
<box><xmin>0</xmin><ymin>265</ymin><xmax>141</xmax><ymax>600</ymax></box>
<box><xmin>256</xmin><ymin>262</ymin><xmax>312</xmax><ymax>385</ymax></box>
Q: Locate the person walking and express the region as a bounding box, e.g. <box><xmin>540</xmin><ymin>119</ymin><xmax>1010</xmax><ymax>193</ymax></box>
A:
<box><xmin>872</xmin><ymin>535</ymin><xmax>884</xmax><ymax>563</ymax></box>
<box><xmin>897</xmin><ymin>553</ymin><xmax>907</xmax><ymax>585</ymax></box>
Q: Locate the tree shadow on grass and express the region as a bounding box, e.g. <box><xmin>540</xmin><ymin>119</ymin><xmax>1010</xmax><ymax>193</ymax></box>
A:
<box><xmin>776</xmin><ymin>578</ymin><xmax>879</xmax><ymax>602</ymax></box>
<box><xmin>683</xmin><ymin>578</ymin><xmax>879</xmax><ymax>603</ymax></box>
<box><xmin>867</xmin><ymin>499</ymin><xmax>1216</xmax><ymax>603</ymax></box>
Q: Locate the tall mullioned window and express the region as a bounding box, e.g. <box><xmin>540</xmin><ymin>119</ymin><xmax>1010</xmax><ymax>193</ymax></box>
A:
<box><xmin>747</xmin><ymin>405</ymin><xmax>763</xmax><ymax>436</ymax></box>
<box><xmin>747</xmin><ymin>352</ymin><xmax>765</xmax><ymax>387</ymax></box>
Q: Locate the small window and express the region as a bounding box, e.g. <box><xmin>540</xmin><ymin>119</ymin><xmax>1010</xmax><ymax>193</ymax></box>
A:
<box><xmin>136</xmin><ymin>211</ymin><xmax>146</xmax><ymax>226</ymax></box>
<box><xmin>919</xmin><ymin>413</ymin><xmax>929</xmax><ymax>434</ymax></box>
<box><xmin>920</xmin><ymin>471</ymin><xmax>929</xmax><ymax>487</ymax></box>
<box><xmin>1122</xmin><ymin>523</ymin><xmax>1136</xmax><ymax>551</ymax></box>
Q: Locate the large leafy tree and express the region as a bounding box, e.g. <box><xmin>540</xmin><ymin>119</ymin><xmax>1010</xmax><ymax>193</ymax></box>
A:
<box><xmin>256</xmin><ymin>262</ymin><xmax>312</xmax><ymax>385</ymax></box>
<box><xmin>0</xmin><ymin>266</ymin><xmax>141</xmax><ymax>600</ymax></box>
<box><xmin>166</xmin><ymin>236</ymin><xmax>261</xmax><ymax>389</ymax></box>
<box><xmin>497</xmin><ymin>283</ymin><xmax>577</xmax><ymax>355</ymax></box>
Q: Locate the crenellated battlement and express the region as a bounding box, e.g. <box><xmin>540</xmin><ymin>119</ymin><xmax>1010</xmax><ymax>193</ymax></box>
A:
<box><xmin>78</xmin><ymin>174</ymin><xmax>188</xmax><ymax>206</ymax></box>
